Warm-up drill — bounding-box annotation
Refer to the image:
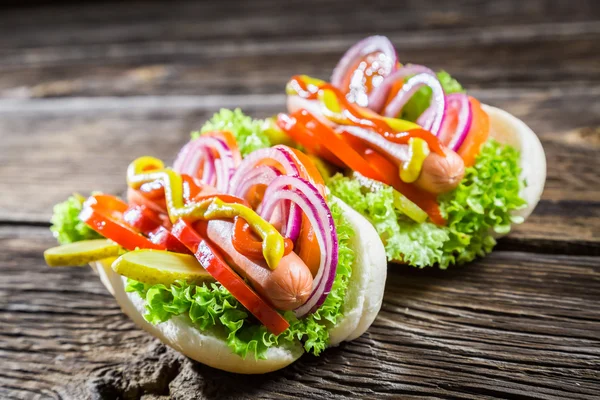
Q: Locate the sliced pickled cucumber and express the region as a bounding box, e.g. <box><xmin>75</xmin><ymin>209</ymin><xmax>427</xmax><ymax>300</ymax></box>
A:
<box><xmin>111</xmin><ymin>250</ymin><xmax>214</xmax><ymax>286</ymax></box>
<box><xmin>44</xmin><ymin>239</ymin><xmax>121</xmax><ymax>267</ymax></box>
<box><xmin>393</xmin><ymin>190</ymin><xmax>428</xmax><ymax>224</ymax></box>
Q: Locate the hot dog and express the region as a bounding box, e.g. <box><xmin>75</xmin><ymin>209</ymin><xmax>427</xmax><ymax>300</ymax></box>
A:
<box><xmin>342</xmin><ymin>125</ymin><xmax>465</xmax><ymax>194</ymax></box>
<box><xmin>414</xmin><ymin>147</ymin><xmax>465</xmax><ymax>194</ymax></box>
<box><xmin>203</xmin><ymin>219</ymin><xmax>314</xmax><ymax>311</ymax></box>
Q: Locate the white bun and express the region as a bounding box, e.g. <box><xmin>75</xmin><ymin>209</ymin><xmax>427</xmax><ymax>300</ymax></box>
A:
<box><xmin>328</xmin><ymin>197</ymin><xmax>387</xmax><ymax>345</ymax></box>
<box><xmin>482</xmin><ymin>105</ymin><xmax>546</xmax><ymax>223</ymax></box>
<box><xmin>91</xmin><ymin>197</ymin><xmax>387</xmax><ymax>374</ymax></box>
<box><xmin>94</xmin><ymin>260</ymin><xmax>304</xmax><ymax>374</ymax></box>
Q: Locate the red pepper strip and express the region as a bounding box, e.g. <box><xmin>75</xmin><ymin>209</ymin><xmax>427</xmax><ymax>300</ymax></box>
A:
<box><xmin>286</xmin><ymin>109</ymin><xmax>389</xmax><ymax>183</ymax></box>
<box><xmin>290</xmin><ymin>76</ymin><xmax>445</xmax><ymax>156</ymax></box>
<box><xmin>182</xmin><ymin>174</ymin><xmax>203</xmax><ymax>203</ymax></box>
<box><xmin>84</xmin><ymin>193</ymin><xmax>129</xmax><ymax>214</ymax></box>
<box><xmin>277</xmin><ymin>113</ymin><xmax>345</xmax><ymax>168</ymax></box>
<box><xmin>232</xmin><ymin>217</ymin><xmax>293</xmax><ymax>261</ymax></box>
<box><xmin>171</xmin><ymin>219</ymin><xmax>290</xmax><ymax>335</ymax></box>
<box><xmin>80</xmin><ymin>205</ymin><xmax>165</xmax><ymax>251</ymax></box>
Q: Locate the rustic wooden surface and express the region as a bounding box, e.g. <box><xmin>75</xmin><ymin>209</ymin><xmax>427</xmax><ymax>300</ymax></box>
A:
<box><xmin>1</xmin><ymin>1</ymin><xmax>599</xmax><ymax>399</ymax></box>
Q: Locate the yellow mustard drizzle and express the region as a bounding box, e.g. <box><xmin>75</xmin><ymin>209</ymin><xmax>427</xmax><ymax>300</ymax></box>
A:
<box><xmin>400</xmin><ymin>137</ymin><xmax>430</xmax><ymax>183</ymax></box>
<box><xmin>127</xmin><ymin>156</ymin><xmax>285</xmax><ymax>270</ymax></box>
<box><xmin>205</xmin><ymin>198</ymin><xmax>284</xmax><ymax>270</ymax></box>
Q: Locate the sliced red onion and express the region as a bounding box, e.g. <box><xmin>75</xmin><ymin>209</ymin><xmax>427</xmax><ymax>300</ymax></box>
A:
<box><xmin>228</xmin><ymin>146</ymin><xmax>301</xmax><ymax>195</ymax></box>
<box><xmin>233</xmin><ymin>165</ymin><xmax>281</xmax><ymax>200</ymax></box>
<box><xmin>283</xmin><ymin>203</ymin><xmax>301</xmax><ymax>243</ymax></box>
<box><xmin>260</xmin><ymin>176</ymin><xmax>338</xmax><ymax>317</ymax></box>
<box><xmin>173</xmin><ymin>137</ymin><xmax>235</xmax><ymax>193</ymax></box>
<box><xmin>440</xmin><ymin>93</ymin><xmax>473</xmax><ymax>151</ymax></box>
<box><xmin>331</xmin><ymin>36</ymin><xmax>398</xmax><ymax>108</ymax></box>
<box><xmin>341</xmin><ymin>125</ymin><xmax>410</xmax><ymax>165</ymax></box>
<box><xmin>201</xmin><ymin>150</ymin><xmax>216</xmax><ymax>187</ymax></box>
<box><xmin>368</xmin><ymin>64</ymin><xmax>433</xmax><ymax>113</ymax></box>
<box><xmin>381</xmin><ymin>72</ymin><xmax>446</xmax><ymax>135</ymax></box>
<box><xmin>229</xmin><ymin>145</ymin><xmax>303</xmax><ymax>242</ymax></box>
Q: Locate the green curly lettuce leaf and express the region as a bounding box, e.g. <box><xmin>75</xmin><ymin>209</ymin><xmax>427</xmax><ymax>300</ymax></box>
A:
<box><xmin>126</xmin><ymin>201</ymin><xmax>354</xmax><ymax>359</ymax></box>
<box><xmin>400</xmin><ymin>70</ymin><xmax>465</xmax><ymax>122</ymax></box>
<box><xmin>328</xmin><ymin>140</ymin><xmax>526</xmax><ymax>268</ymax></box>
<box><xmin>50</xmin><ymin>194</ymin><xmax>102</xmax><ymax>244</ymax></box>
<box><xmin>192</xmin><ymin>108</ymin><xmax>271</xmax><ymax>157</ymax></box>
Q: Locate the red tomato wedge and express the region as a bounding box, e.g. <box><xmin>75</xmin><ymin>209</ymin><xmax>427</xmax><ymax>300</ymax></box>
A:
<box><xmin>171</xmin><ymin>219</ymin><xmax>290</xmax><ymax>335</ymax></box>
<box><xmin>80</xmin><ymin>203</ymin><xmax>165</xmax><ymax>251</ymax></box>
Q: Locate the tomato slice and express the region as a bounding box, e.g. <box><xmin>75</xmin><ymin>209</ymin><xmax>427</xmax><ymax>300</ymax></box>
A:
<box><xmin>84</xmin><ymin>193</ymin><xmax>128</xmax><ymax>214</ymax></box>
<box><xmin>123</xmin><ymin>205</ymin><xmax>163</xmax><ymax>234</ymax></box>
<box><xmin>128</xmin><ymin>187</ymin><xmax>168</xmax><ymax>215</ymax></box>
<box><xmin>457</xmin><ymin>97</ymin><xmax>490</xmax><ymax>167</ymax></box>
<box><xmin>80</xmin><ymin>205</ymin><xmax>165</xmax><ymax>251</ymax></box>
<box><xmin>148</xmin><ymin>226</ymin><xmax>192</xmax><ymax>255</ymax></box>
<box><xmin>171</xmin><ymin>219</ymin><xmax>290</xmax><ymax>335</ymax></box>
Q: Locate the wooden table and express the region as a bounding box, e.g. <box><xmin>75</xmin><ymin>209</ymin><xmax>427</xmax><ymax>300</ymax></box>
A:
<box><xmin>1</xmin><ymin>1</ymin><xmax>599</xmax><ymax>399</ymax></box>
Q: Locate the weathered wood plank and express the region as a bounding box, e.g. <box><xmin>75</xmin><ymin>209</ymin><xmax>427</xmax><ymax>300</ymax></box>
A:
<box><xmin>0</xmin><ymin>87</ymin><xmax>598</xmax><ymax>253</ymax></box>
<box><xmin>1</xmin><ymin>227</ymin><xmax>598</xmax><ymax>399</ymax></box>
<box><xmin>0</xmin><ymin>1</ymin><xmax>599</xmax><ymax>99</ymax></box>
<box><xmin>2</xmin><ymin>0</ymin><xmax>598</xmax><ymax>48</ymax></box>
<box><xmin>1</xmin><ymin>21</ymin><xmax>599</xmax><ymax>99</ymax></box>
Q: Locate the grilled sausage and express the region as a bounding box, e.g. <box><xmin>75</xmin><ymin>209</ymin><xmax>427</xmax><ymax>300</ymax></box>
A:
<box><xmin>205</xmin><ymin>220</ymin><xmax>313</xmax><ymax>311</ymax></box>
<box><xmin>415</xmin><ymin>148</ymin><xmax>465</xmax><ymax>194</ymax></box>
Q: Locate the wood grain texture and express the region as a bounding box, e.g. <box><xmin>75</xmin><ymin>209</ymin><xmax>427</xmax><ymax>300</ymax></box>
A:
<box><xmin>1</xmin><ymin>227</ymin><xmax>599</xmax><ymax>399</ymax></box>
<box><xmin>1</xmin><ymin>0</ymin><xmax>599</xmax><ymax>398</ymax></box>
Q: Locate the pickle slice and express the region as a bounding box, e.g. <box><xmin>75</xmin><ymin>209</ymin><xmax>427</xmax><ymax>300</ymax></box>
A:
<box><xmin>393</xmin><ymin>190</ymin><xmax>429</xmax><ymax>224</ymax></box>
<box><xmin>44</xmin><ymin>239</ymin><xmax>121</xmax><ymax>267</ymax></box>
<box><xmin>112</xmin><ymin>249</ymin><xmax>214</xmax><ymax>286</ymax></box>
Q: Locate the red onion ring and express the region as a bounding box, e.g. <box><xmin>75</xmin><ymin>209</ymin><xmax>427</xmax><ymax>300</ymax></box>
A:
<box><xmin>173</xmin><ymin>137</ymin><xmax>235</xmax><ymax>193</ymax></box>
<box><xmin>233</xmin><ymin>165</ymin><xmax>281</xmax><ymax>200</ymax></box>
<box><xmin>440</xmin><ymin>93</ymin><xmax>473</xmax><ymax>151</ymax></box>
<box><xmin>228</xmin><ymin>146</ymin><xmax>303</xmax><ymax>243</ymax></box>
<box><xmin>368</xmin><ymin>64</ymin><xmax>433</xmax><ymax>113</ymax></box>
<box><xmin>201</xmin><ymin>150</ymin><xmax>216</xmax><ymax>186</ymax></box>
<box><xmin>260</xmin><ymin>176</ymin><xmax>338</xmax><ymax>317</ymax></box>
<box><xmin>331</xmin><ymin>35</ymin><xmax>398</xmax><ymax>108</ymax></box>
<box><xmin>228</xmin><ymin>146</ymin><xmax>301</xmax><ymax>194</ymax></box>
